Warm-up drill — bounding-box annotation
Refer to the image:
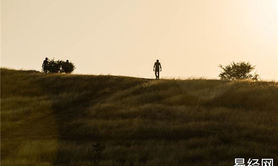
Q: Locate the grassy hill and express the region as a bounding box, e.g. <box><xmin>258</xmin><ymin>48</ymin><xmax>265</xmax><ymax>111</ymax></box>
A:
<box><xmin>1</xmin><ymin>68</ymin><xmax>278</xmax><ymax>166</ymax></box>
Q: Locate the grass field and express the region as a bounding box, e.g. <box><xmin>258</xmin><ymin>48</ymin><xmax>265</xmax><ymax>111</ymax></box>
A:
<box><xmin>1</xmin><ymin>68</ymin><xmax>278</xmax><ymax>166</ymax></box>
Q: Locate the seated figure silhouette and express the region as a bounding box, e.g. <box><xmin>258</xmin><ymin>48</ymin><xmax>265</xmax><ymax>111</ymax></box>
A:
<box><xmin>153</xmin><ymin>59</ymin><xmax>162</xmax><ymax>79</ymax></box>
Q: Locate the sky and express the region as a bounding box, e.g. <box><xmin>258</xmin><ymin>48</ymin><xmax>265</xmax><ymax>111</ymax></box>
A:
<box><xmin>1</xmin><ymin>0</ymin><xmax>278</xmax><ymax>80</ymax></box>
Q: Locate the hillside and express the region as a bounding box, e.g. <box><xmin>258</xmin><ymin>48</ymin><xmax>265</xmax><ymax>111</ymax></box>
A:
<box><xmin>1</xmin><ymin>68</ymin><xmax>278</xmax><ymax>166</ymax></box>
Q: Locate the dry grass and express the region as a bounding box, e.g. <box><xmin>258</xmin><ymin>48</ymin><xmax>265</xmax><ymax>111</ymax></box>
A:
<box><xmin>1</xmin><ymin>68</ymin><xmax>278</xmax><ymax>166</ymax></box>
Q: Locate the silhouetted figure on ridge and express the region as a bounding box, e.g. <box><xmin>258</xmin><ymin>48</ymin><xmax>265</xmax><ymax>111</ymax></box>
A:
<box><xmin>42</xmin><ymin>57</ymin><xmax>49</xmax><ymax>73</ymax></box>
<box><xmin>61</xmin><ymin>59</ymin><xmax>75</xmax><ymax>73</ymax></box>
<box><xmin>153</xmin><ymin>59</ymin><xmax>162</xmax><ymax>79</ymax></box>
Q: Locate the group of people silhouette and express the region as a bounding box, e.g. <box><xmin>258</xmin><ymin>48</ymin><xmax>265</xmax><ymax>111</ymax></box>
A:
<box><xmin>42</xmin><ymin>57</ymin><xmax>74</xmax><ymax>73</ymax></box>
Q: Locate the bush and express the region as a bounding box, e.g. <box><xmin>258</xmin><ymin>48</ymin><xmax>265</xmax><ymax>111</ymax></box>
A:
<box><xmin>219</xmin><ymin>62</ymin><xmax>259</xmax><ymax>80</ymax></box>
<box><xmin>42</xmin><ymin>58</ymin><xmax>75</xmax><ymax>74</ymax></box>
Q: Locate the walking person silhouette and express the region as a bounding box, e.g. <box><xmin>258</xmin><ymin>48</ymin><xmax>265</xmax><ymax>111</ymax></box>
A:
<box><xmin>153</xmin><ymin>59</ymin><xmax>162</xmax><ymax>79</ymax></box>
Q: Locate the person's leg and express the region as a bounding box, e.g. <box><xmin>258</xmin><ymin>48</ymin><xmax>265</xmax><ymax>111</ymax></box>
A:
<box><xmin>157</xmin><ymin>71</ymin><xmax>160</xmax><ymax>79</ymax></box>
<box><xmin>155</xmin><ymin>71</ymin><xmax>158</xmax><ymax>79</ymax></box>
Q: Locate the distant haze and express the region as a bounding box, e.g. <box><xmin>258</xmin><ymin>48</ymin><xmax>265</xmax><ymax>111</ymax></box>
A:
<box><xmin>1</xmin><ymin>0</ymin><xmax>278</xmax><ymax>80</ymax></box>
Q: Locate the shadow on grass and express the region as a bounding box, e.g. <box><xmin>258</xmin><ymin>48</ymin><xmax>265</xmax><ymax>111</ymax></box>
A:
<box><xmin>39</xmin><ymin>75</ymin><xmax>148</xmax><ymax>165</ymax></box>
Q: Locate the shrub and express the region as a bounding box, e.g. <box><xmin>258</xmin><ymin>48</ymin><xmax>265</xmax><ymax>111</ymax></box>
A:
<box><xmin>219</xmin><ymin>62</ymin><xmax>259</xmax><ymax>80</ymax></box>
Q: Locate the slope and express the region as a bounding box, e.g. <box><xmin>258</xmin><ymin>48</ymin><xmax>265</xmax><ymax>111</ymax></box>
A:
<box><xmin>1</xmin><ymin>68</ymin><xmax>278</xmax><ymax>166</ymax></box>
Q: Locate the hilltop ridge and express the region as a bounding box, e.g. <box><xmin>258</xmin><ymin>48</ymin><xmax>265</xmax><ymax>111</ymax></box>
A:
<box><xmin>1</xmin><ymin>68</ymin><xmax>278</xmax><ymax>166</ymax></box>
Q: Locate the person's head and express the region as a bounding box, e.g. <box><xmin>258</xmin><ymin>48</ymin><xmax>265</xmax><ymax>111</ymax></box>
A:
<box><xmin>156</xmin><ymin>59</ymin><xmax>159</xmax><ymax>62</ymax></box>
<box><xmin>66</xmin><ymin>60</ymin><xmax>69</xmax><ymax>63</ymax></box>
<box><xmin>45</xmin><ymin>57</ymin><xmax>48</xmax><ymax>60</ymax></box>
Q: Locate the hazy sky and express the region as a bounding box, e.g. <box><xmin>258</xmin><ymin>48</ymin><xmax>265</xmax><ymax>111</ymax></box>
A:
<box><xmin>1</xmin><ymin>0</ymin><xmax>278</xmax><ymax>80</ymax></box>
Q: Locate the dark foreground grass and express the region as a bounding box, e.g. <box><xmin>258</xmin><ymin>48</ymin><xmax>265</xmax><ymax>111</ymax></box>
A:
<box><xmin>1</xmin><ymin>68</ymin><xmax>278</xmax><ymax>166</ymax></box>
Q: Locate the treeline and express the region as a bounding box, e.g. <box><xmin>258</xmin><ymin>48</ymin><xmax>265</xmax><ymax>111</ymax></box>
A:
<box><xmin>42</xmin><ymin>58</ymin><xmax>75</xmax><ymax>74</ymax></box>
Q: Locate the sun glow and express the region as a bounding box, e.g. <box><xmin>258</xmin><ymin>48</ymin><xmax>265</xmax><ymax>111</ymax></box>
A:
<box><xmin>2</xmin><ymin>0</ymin><xmax>278</xmax><ymax>80</ymax></box>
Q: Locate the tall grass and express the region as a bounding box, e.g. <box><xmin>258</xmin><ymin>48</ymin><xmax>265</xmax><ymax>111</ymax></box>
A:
<box><xmin>1</xmin><ymin>68</ymin><xmax>278</xmax><ymax>166</ymax></box>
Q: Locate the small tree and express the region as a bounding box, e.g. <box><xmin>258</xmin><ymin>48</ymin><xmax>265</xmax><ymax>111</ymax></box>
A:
<box><xmin>219</xmin><ymin>62</ymin><xmax>259</xmax><ymax>80</ymax></box>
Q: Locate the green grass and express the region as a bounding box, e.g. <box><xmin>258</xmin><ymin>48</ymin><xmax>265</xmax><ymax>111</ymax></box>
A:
<box><xmin>1</xmin><ymin>68</ymin><xmax>278</xmax><ymax>166</ymax></box>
